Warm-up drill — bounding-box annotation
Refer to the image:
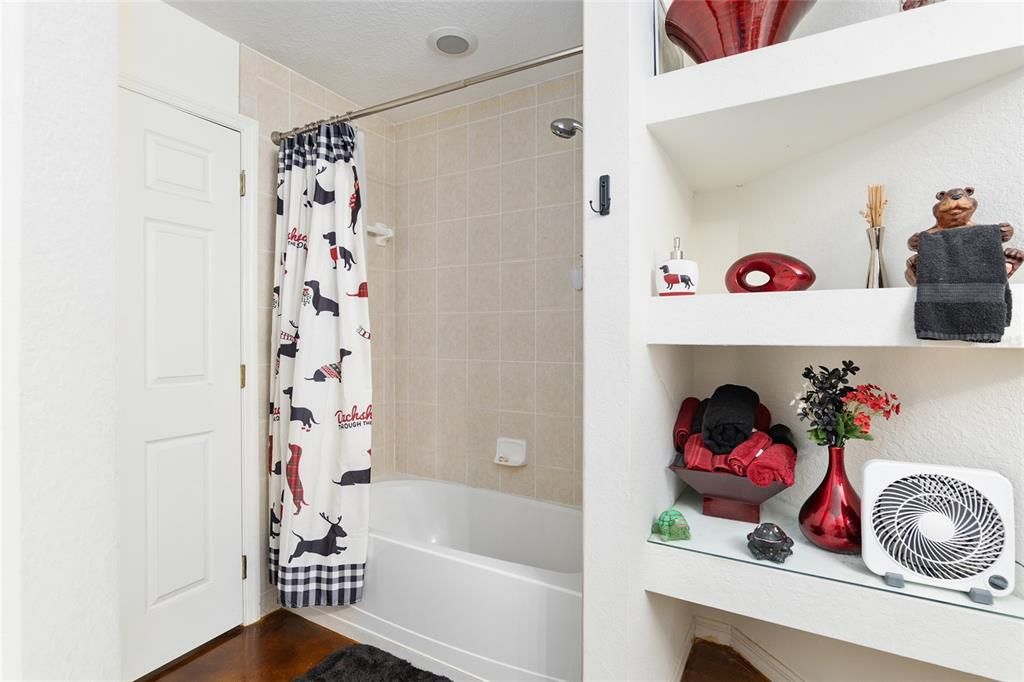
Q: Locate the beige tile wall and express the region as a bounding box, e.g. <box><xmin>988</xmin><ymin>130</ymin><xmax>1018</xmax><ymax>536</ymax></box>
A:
<box><xmin>239</xmin><ymin>46</ymin><xmax>397</xmax><ymax>613</ymax></box>
<box><xmin>392</xmin><ymin>73</ymin><xmax>584</xmax><ymax>507</ymax></box>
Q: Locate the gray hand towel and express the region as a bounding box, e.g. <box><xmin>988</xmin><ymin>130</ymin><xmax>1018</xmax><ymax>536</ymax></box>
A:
<box><xmin>915</xmin><ymin>224</ymin><xmax>1012</xmax><ymax>343</ymax></box>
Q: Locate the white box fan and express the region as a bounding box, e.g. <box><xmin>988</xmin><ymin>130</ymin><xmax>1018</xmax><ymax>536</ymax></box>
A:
<box><xmin>862</xmin><ymin>459</ymin><xmax>1015</xmax><ymax>604</ymax></box>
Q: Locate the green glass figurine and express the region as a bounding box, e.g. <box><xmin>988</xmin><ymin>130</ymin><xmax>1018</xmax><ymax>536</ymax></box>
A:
<box><xmin>651</xmin><ymin>509</ymin><xmax>691</xmax><ymax>541</ymax></box>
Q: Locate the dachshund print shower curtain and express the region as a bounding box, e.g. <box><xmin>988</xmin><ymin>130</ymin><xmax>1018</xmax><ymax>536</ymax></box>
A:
<box><xmin>268</xmin><ymin>123</ymin><xmax>371</xmax><ymax>607</ymax></box>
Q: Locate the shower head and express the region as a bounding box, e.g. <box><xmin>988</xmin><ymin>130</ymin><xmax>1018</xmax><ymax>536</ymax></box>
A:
<box><xmin>550</xmin><ymin>118</ymin><xmax>583</xmax><ymax>139</ymax></box>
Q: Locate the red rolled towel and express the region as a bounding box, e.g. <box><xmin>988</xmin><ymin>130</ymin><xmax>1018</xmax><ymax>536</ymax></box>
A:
<box><xmin>683</xmin><ymin>433</ymin><xmax>714</xmax><ymax>472</ymax></box>
<box><xmin>755</xmin><ymin>403</ymin><xmax>772</xmax><ymax>432</ymax></box>
<box><xmin>747</xmin><ymin>443</ymin><xmax>797</xmax><ymax>487</ymax></box>
<box><xmin>712</xmin><ymin>454</ymin><xmax>732</xmax><ymax>472</ymax></box>
<box><xmin>673</xmin><ymin>397</ymin><xmax>702</xmax><ymax>452</ymax></box>
<box><xmin>725</xmin><ymin>430</ymin><xmax>772</xmax><ymax>476</ymax></box>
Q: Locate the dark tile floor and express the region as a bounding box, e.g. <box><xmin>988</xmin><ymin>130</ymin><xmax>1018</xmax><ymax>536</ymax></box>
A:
<box><xmin>140</xmin><ymin>609</ymin><xmax>355</xmax><ymax>682</ymax></box>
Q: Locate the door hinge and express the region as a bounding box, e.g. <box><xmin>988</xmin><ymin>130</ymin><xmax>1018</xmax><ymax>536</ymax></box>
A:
<box><xmin>240</xmin><ymin>363</ymin><xmax>246</xmax><ymax>389</ymax></box>
<box><xmin>240</xmin><ymin>170</ymin><xmax>247</xmax><ymax>197</ymax></box>
<box><xmin>242</xmin><ymin>554</ymin><xmax>248</xmax><ymax>580</ymax></box>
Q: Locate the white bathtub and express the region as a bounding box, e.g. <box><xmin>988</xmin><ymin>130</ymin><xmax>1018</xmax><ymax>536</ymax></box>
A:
<box><xmin>303</xmin><ymin>479</ymin><xmax>583</xmax><ymax>681</ymax></box>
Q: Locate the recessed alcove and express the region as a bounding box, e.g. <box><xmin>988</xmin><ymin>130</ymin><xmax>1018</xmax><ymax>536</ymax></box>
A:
<box><xmin>641</xmin><ymin>341</ymin><xmax>1024</xmax><ymax>679</ymax></box>
<box><xmin>649</xmin><ymin>343</ymin><xmax>1024</xmax><ymax>553</ymax></box>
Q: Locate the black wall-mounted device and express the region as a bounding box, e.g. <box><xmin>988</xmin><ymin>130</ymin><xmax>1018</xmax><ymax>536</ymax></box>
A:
<box><xmin>589</xmin><ymin>174</ymin><xmax>611</xmax><ymax>216</ymax></box>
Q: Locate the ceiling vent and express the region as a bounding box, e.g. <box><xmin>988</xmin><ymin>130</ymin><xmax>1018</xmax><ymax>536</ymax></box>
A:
<box><xmin>428</xmin><ymin>27</ymin><xmax>477</xmax><ymax>56</ymax></box>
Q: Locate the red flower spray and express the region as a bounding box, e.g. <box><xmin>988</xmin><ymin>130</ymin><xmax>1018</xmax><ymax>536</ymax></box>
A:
<box><xmin>794</xmin><ymin>362</ymin><xmax>901</xmax><ymax>447</ymax></box>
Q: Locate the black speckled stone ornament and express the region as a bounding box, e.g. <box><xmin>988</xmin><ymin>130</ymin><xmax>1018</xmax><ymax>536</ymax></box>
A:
<box><xmin>747</xmin><ymin>523</ymin><xmax>794</xmax><ymax>564</ymax></box>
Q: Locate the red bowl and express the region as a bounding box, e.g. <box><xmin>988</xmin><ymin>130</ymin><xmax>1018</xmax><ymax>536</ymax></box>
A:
<box><xmin>665</xmin><ymin>0</ymin><xmax>817</xmax><ymax>64</ymax></box>
<box><xmin>670</xmin><ymin>464</ymin><xmax>789</xmax><ymax>523</ymax></box>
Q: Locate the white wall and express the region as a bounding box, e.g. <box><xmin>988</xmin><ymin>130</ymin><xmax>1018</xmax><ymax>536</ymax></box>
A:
<box><xmin>582</xmin><ymin>4</ymin><xmax>638</xmax><ymax>677</ymax></box>
<box><xmin>1</xmin><ymin>2</ymin><xmax>121</xmax><ymax>679</ymax></box>
<box><xmin>0</xmin><ymin>4</ymin><xmax>15</xmax><ymax>675</ymax></box>
<box><xmin>119</xmin><ymin>0</ymin><xmax>239</xmax><ymax>113</ymax></box>
<box><xmin>584</xmin><ymin>1</ymin><xmax>700</xmax><ymax>678</ymax></box>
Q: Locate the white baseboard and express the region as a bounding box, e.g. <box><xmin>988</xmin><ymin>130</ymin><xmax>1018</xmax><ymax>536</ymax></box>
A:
<box><xmin>671</xmin><ymin>617</ymin><xmax>697</xmax><ymax>682</ymax></box>
<box><xmin>730</xmin><ymin>627</ymin><xmax>802</xmax><ymax>682</ymax></box>
<box><xmin>693</xmin><ymin>617</ymin><xmax>733</xmax><ymax>646</ymax></box>
<box><xmin>690</xmin><ymin>617</ymin><xmax>803</xmax><ymax>682</ymax></box>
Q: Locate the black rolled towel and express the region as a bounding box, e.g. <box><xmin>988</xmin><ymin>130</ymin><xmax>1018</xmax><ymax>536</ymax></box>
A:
<box><xmin>915</xmin><ymin>224</ymin><xmax>1012</xmax><ymax>343</ymax></box>
<box><xmin>702</xmin><ymin>384</ymin><xmax>760</xmax><ymax>454</ymax></box>
<box><xmin>691</xmin><ymin>398</ymin><xmax>709</xmax><ymax>434</ymax></box>
<box><xmin>767</xmin><ymin>424</ymin><xmax>797</xmax><ymax>451</ymax></box>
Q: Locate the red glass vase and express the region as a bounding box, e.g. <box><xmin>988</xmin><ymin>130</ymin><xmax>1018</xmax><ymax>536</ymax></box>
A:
<box><xmin>724</xmin><ymin>252</ymin><xmax>816</xmax><ymax>293</ymax></box>
<box><xmin>798</xmin><ymin>445</ymin><xmax>862</xmax><ymax>554</ymax></box>
<box><xmin>665</xmin><ymin>0</ymin><xmax>817</xmax><ymax>64</ymax></box>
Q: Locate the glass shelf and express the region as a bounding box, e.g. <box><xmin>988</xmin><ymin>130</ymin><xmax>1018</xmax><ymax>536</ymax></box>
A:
<box><xmin>648</xmin><ymin>489</ymin><xmax>1024</xmax><ymax>621</ymax></box>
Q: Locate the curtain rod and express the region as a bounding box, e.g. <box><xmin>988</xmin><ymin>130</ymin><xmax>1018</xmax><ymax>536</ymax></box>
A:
<box><xmin>270</xmin><ymin>45</ymin><xmax>583</xmax><ymax>144</ymax></box>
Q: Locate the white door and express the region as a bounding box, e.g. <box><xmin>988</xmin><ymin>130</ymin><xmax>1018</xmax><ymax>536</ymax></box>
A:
<box><xmin>117</xmin><ymin>89</ymin><xmax>243</xmax><ymax>680</ymax></box>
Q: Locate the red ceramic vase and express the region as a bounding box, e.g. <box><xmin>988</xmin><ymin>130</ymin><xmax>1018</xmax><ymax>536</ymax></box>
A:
<box><xmin>665</xmin><ymin>0</ymin><xmax>817</xmax><ymax>64</ymax></box>
<box><xmin>724</xmin><ymin>252</ymin><xmax>816</xmax><ymax>293</ymax></box>
<box><xmin>798</xmin><ymin>446</ymin><xmax>862</xmax><ymax>554</ymax></box>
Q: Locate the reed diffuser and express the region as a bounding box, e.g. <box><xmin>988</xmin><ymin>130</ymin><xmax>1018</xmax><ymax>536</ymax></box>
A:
<box><xmin>860</xmin><ymin>184</ymin><xmax>889</xmax><ymax>288</ymax></box>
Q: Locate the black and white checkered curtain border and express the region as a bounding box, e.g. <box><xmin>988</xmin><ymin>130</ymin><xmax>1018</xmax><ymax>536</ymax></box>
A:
<box><xmin>268</xmin><ymin>548</ymin><xmax>365</xmax><ymax>607</ymax></box>
<box><xmin>278</xmin><ymin>122</ymin><xmax>356</xmax><ymax>170</ymax></box>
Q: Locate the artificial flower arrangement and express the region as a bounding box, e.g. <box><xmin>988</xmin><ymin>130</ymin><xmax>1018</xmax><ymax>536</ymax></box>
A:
<box><xmin>793</xmin><ymin>360</ymin><xmax>901</xmax><ymax>446</ymax></box>
<box><xmin>791</xmin><ymin>360</ymin><xmax>901</xmax><ymax>553</ymax></box>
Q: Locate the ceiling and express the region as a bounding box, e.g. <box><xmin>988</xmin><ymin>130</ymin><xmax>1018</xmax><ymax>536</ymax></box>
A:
<box><xmin>170</xmin><ymin>0</ymin><xmax>583</xmax><ymax>122</ymax></box>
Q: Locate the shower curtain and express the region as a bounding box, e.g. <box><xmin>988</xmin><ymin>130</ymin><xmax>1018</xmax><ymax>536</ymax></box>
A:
<box><xmin>268</xmin><ymin>123</ymin><xmax>372</xmax><ymax>607</ymax></box>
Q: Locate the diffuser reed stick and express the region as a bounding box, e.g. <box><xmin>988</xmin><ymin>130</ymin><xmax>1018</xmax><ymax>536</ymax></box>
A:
<box><xmin>861</xmin><ymin>184</ymin><xmax>887</xmax><ymax>229</ymax></box>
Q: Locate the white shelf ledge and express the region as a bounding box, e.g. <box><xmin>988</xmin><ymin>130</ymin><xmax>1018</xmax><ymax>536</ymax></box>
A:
<box><xmin>646</xmin><ymin>285</ymin><xmax>1024</xmax><ymax>348</ymax></box>
<box><xmin>646</xmin><ymin>1</ymin><xmax>1024</xmax><ymax>191</ymax></box>
<box><xmin>643</xmin><ymin>490</ymin><xmax>1024</xmax><ymax>679</ymax></box>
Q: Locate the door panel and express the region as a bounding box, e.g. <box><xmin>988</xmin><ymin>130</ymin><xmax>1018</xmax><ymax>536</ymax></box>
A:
<box><xmin>118</xmin><ymin>88</ymin><xmax>242</xmax><ymax>680</ymax></box>
<box><xmin>146</xmin><ymin>432</ymin><xmax>211</xmax><ymax>606</ymax></box>
<box><xmin>146</xmin><ymin>220</ymin><xmax>211</xmax><ymax>385</ymax></box>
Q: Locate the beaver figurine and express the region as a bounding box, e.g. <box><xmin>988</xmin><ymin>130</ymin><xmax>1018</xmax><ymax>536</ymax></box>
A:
<box><xmin>904</xmin><ymin>186</ymin><xmax>1023</xmax><ymax>285</ymax></box>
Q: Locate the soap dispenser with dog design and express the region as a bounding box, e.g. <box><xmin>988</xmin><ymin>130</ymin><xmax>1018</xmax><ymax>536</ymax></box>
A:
<box><xmin>656</xmin><ymin>237</ymin><xmax>698</xmax><ymax>296</ymax></box>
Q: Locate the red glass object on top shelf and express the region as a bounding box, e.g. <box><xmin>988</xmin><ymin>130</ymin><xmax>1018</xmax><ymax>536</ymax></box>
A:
<box><xmin>798</xmin><ymin>446</ymin><xmax>862</xmax><ymax>554</ymax></box>
<box><xmin>725</xmin><ymin>252</ymin><xmax>816</xmax><ymax>293</ymax></box>
<box><xmin>665</xmin><ymin>0</ymin><xmax>817</xmax><ymax>64</ymax></box>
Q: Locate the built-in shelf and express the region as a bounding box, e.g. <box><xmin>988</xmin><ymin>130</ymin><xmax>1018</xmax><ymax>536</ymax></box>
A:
<box><xmin>646</xmin><ymin>2</ymin><xmax>1024</xmax><ymax>191</ymax></box>
<box><xmin>646</xmin><ymin>285</ymin><xmax>1024</xmax><ymax>348</ymax></box>
<box><xmin>643</xmin><ymin>489</ymin><xmax>1024</xmax><ymax>679</ymax></box>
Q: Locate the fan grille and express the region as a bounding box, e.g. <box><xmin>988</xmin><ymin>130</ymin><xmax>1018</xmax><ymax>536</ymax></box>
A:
<box><xmin>871</xmin><ymin>473</ymin><xmax>1005</xmax><ymax>581</ymax></box>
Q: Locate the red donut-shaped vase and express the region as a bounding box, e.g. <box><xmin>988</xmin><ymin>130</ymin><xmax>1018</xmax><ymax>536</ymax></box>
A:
<box><xmin>725</xmin><ymin>252</ymin><xmax>816</xmax><ymax>293</ymax></box>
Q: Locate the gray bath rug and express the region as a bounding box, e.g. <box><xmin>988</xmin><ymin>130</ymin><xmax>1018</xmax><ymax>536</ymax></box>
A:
<box><xmin>296</xmin><ymin>643</ymin><xmax>451</xmax><ymax>682</ymax></box>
